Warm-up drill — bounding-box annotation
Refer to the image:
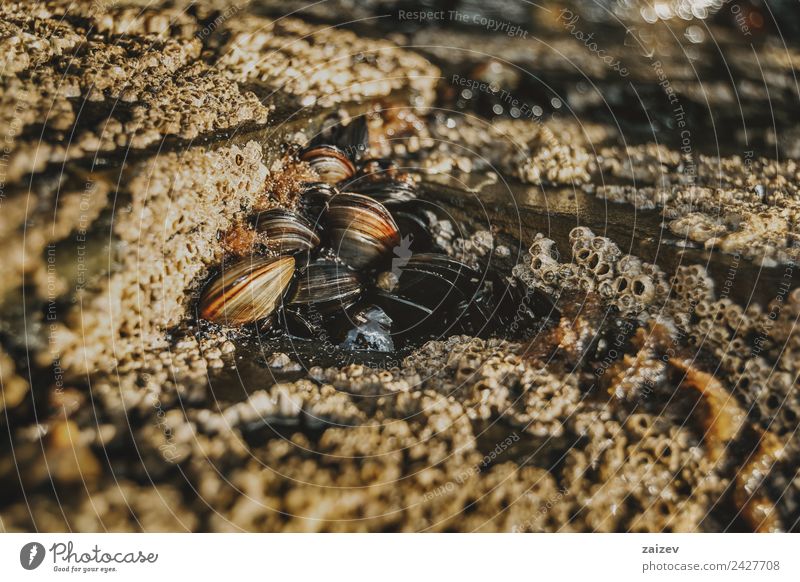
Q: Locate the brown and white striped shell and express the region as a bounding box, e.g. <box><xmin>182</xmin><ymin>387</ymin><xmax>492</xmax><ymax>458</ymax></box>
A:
<box><xmin>297</xmin><ymin>182</ymin><xmax>338</xmax><ymax>226</ymax></box>
<box><xmin>199</xmin><ymin>256</ymin><xmax>295</xmax><ymax>325</ymax></box>
<box><xmin>254</xmin><ymin>209</ymin><xmax>320</xmax><ymax>254</ymax></box>
<box><xmin>287</xmin><ymin>259</ymin><xmax>362</xmax><ymax>311</ymax></box>
<box><xmin>300</xmin><ymin>145</ymin><xmax>356</xmax><ymax>184</ymax></box>
<box><xmin>326</xmin><ymin>193</ymin><xmax>400</xmax><ymax>269</ymax></box>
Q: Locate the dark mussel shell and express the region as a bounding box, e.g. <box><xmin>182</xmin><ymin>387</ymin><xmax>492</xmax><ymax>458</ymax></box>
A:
<box><xmin>371</xmin><ymin>292</ymin><xmax>435</xmax><ymax>347</ymax></box>
<box><xmin>199</xmin><ymin>256</ymin><xmax>295</xmax><ymax>326</ymax></box>
<box><xmin>389</xmin><ymin>200</ymin><xmax>440</xmax><ymax>254</ymax></box>
<box><xmin>297</xmin><ymin>182</ymin><xmax>338</xmax><ymax>227</ymax></box>
<box><xmin>395</xmin><ymin>253</ymin><xmax>482</xmax><ymax>300</ymax></box>
<box><xmin>374</xmin><ymin>253</ymin><xmax>494</xmax><ymax>340</ymax></box>
<box><xmin>279</xmin><ymin>306</ymin><xmax>324</xmax><ymax>339</ymax></box>
<box><xmin>286</xmin><ymin>259</ymin><xmax>363</xmax><ymax>312</ymax></box>
<box><xmin>345</xmin><ymin>177</ymin><xmax>418</xmax><ymax>204</ymax></box>
<box><xmin>342</xmin><ymin>158</ymin><xmax>417</xmax><ymax>204</ymax></box>
<box><xmin>308</xmin><ymin>115</ymin><xmax>369</xmax><ymax>162</ymax></box>
<box><xmin>300</xmin><ymin>145</ymin><xmax>356</xmax><ymax>184</ymax></box>
<box><xmin>326</xmin><ymin>193</ymin><xmax>400</xmax><ymax>270</ymax></box>
<box><xmin>253</xmin><ymin>209</ymin><xmax>319</xmax><ymax>254</ymax></box>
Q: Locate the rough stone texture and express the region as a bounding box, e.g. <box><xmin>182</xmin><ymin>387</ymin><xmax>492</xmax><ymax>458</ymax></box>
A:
<box><xmin>0</xmin><ymin>346</ymin><xmax>28</xmax><ymax>413</ymax></box>
<box><xmin>44</xmin><ymin>141</ymin><xmax>275</xmax><ymax>377</ymax></box>
<box><xmin>213</xmin><ymin>15</ymin><xmax>439</xmax><ymax>108</ymax></box>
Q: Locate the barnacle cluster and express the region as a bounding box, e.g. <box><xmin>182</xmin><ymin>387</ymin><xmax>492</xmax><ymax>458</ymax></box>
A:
<box><xmin>508</xmin><ymin>226</ymin><xmax>798</xmax><ymax>531</ymax></box>
<box><xmin>0</xmin><ymin>2</ymin><xmax>267</xmax><ymax>180</ymax></box>
<box><xmin>0</xmin><ymin>0</ymin><xmax>438</xmax><ymax>182</ymax></box>
<box><xmin>513</xmin><ymin>227</ymin><xmax>668</xmax><ymax>315</ymax></box>
<box><xmin>421</xmin><ymin>114</ymin><xmax>593</xmax><ymax>185</ymax></box>
<box><xmin>214</xmin><ymin>16</ymin><xmax>439</xmax><ymax>108</ymax></box>
<box><xmin>667</xmin><ymin>264</ymin><xmax>800</xmax><ymax>444</ymax></box>
<box><xmin>591</xmin><ymin>155</ymin><xmax>800</xmax><ymax>265</ymax></box>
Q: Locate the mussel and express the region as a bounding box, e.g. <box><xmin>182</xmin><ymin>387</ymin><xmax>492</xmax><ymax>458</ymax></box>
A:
<box><xmin>300</xmin><ymin>145</ymin><xmax>356</xmax><ymax>184</ymax></box>
<box><xmin>372</xmin><ymin>292</ymin><xmax>435</xmax><ymax>347</ymax></box>
<box><xmin>253</xmin><ymin>209</ymin><xmax>320</xmax><ymax>254</ymax></box>
<box><xmin>297</xmin><ymin>182</ymin><xmax>338</xmax><ymax>227</ymax></box>
<box><xmin>199</xmin><ymin>256</ymin><xmax>295</xmax><ymax>325</ymax></box>
<box><xmin>197</xmin><ymin>114</ymin><xmax>519</xmax><ymax>352</ymax></box>
<box><xmin>326</xmin><ymin>193</ymin><xmax>400</xmax><ymax>269</ymax></box>
<box><xmin>287</xmin><ymin>259</ymin><xmax>362</xmax><ymax>311</ymax></box>
<box><xmin>345</xmin><ymin>177</ymin><xmax>418</xmax><ymax>204</ymax></box>
<box><xmin>374</xmin><ymin>253</ymin><xmax>494</xmax><ymax>338</ymax></box>
<box><xmin>389</xmin><ymin>200</ymin><xmax>439</xmax><ymax>253</ymax></box>
<box><xmin>342</xmin><ymin>159</ymin><xmax>418</xmax><ymax>204</ymax></box>
<box><xmin>280</xmin><ymin>259</ymin><xmax>363</xmax><ymax>339</ymax></box>
<box><xmin>392</xmin><ymin>253</ymin><xmax>482</xmax><ymax>302</ymax></box>
<box><xmin>309</xmin><ymin>115</ymin><xmax>369</xmax><ymax>161</ymax></box>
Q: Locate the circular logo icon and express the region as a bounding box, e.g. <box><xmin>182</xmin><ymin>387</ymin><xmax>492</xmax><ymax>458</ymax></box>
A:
<box><xmin>20</xmin><ymin>542</ymin><xmax>46</xmax><ymax>570</ymax></box>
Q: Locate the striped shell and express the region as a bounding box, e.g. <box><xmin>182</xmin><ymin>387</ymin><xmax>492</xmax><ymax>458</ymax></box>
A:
<box><xmin>326</xmin><ymin>193</ymin><xmax>400</xmax><ymax>269</ymax></box>
<box><xmin>287</xmin><ymin>260</ymin><xmax>362</xmax><ymax>310</ymax></box>
<box><xmin>297</xmin><ymin>182</ymin><xmax>338</xmax><ymax>226</ymax></box>
<box><xmin>343</xmin><ymin>159</ymin><xmax>417</xmax><ymax>204</ymax></box>
<box><xmin>199</xmin><ymin>256</ymin><xmax>295</xmax><ymax>325</ymax></box>
<box><xmin>254</xmin><ymin>209</ymin><xmax>320</xmax><ymax>254</ymax></box>
<box><xmin>300</xmin><ymin>145</ymin><xmax>356</xmax><ymax>184</ymax></box>
<box><xmin>346</xmin><ymin>177</ymin><xmax>417</xmax><ymax>204</ymax></box>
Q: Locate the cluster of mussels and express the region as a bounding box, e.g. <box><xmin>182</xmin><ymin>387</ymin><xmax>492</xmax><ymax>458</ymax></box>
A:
<box><xmin>198</xmin><ymin>117</ymin><xmax>518</xmax><ymax>354</ymax></box>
